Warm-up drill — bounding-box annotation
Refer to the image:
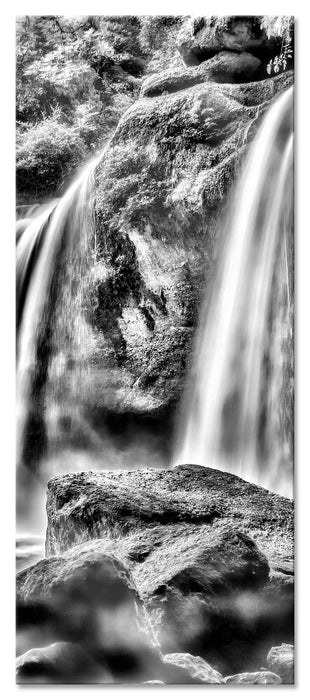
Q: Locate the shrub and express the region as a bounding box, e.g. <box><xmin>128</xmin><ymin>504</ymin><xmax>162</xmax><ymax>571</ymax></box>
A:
<box><xmin>16</xmin><ymin>111</ymin><xmax>86</xmax><ymax>197</ymax></box>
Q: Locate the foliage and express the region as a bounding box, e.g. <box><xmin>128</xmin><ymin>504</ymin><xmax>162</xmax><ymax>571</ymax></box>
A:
<box><xmin>16</xmin><ymin>15</ymin><xmax>186</xmax><ymax>199</ymax></box>
<box><xmin>266</xmin><ymin>47</ymin><xmax>293</xmax><ymax>76</ymax></box>
<box><xmin>260</xmin><ymin>16</ymin><xmax>293</xmax><ymax>43</ymax></box>
<box><xmin>16</xmin><ymin>16</ymin><xmax>149</xmax><ymax>198</ymax></box>
<box><xmin>16</xmin><ymin>108</ymin><xmax>86</xmax><ymax>196</ymax></box>
<box><xmin>140</xmin><ymin>16</ymin><xmax>185</xmax><ymax>74</ymax></box>
<box><xmin>16</xmin><ymin>15</ymin><xmax>295</xmax><ymax>199</ymax></box>
<box><xmin>260</xmin><ymin>16</ymin><xmax>294</xmax><ymax>76</ymax></box>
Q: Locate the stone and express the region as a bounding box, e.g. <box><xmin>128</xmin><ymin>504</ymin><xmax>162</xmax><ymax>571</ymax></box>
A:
<box><xmin>45</xmin><ymin>464</ymin><xmax>294</xmax><ymax>675</ymax></box>
<box><xmin>88</xmin><ymin>72</ymin><xmax>293</xmax><ymax>426</ymax></box>
<box><xmin>16</xmin><ymin>541</ymin><xmax>162</xmax><ymax>683</ymax></box>
<box><xmin>141</xmin><ymin>52</ymin><xmax>263</xmax><ymax>100</ymax></box>
<box><xmin>163</xmin><ymin>652</ymin><xmax>224</xmax><ymax>683</ymax></box>
<box><xmin>16</xmin><ymin>642</ymin><xmax>108</xmax><ymax>684</ymax></box>
<box><xmin>267</xmin><ymin>643</ymin><xmax>294</xmax><ymax>684</ymax></box>
<box><xmin>140</xmin><ymin>66</ymin><xmax>201</xmax><ymax>98</ymax></box>
<box><xmin>177</xmin><ymin>16</ymin><xmax>280</xmax><ymax>66</ymax></box>
<box><xmin>198</xmin><ymin>51</ymin><xmax>263</xmax><ymax>84</ymax></box>
<box><xmin>224</xmin><ymin>671</ymin><xmax>281</xmax><ymax>684</ymax></box>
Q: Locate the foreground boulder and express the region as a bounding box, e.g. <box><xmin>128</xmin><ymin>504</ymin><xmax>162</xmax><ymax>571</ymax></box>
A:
<box><xmin>16</xmin><ymin>642</ymin><xmax>108</xmax><ymax>684</ymax></box>
<box><xmin>45</xmin><ymin>465</ymin><xmax>293</xmax><ymax>675</ymax></box>
<box><xmin>163</xmin><ymin>652</ymin><xmax>224</xmax><ymax>684</ymax></box>
<box><xmin>16</xmin><ymin>541</ymin><xmax>161</xmax><ymax>683</ymax></box>
<box><xmin>224</xmin><ymin>671</ymin><xmax>281</xmax><ymax>685</ymax></box>
<box><xmin>267</xmin><ymin>643</ymin><xmax>294</xmax><ymax>684</ymax></box>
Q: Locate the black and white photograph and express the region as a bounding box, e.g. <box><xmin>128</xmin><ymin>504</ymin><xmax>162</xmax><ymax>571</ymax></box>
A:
<box><xmin>15</xmin><ymin>11</ymin><xmax>295</xmax><ymax>686</ymax></box>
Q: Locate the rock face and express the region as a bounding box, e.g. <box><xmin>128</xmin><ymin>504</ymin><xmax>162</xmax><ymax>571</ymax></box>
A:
<box><xmin>45</xmin><ymin>465</ymin><xmax>294</xmax><ymax>675</ymax></box>
<box><xmin>89</xmin><ymin>71</ymin><xmax>293</xmax><ymax>426</ymax></box>
<box><xmin>140</xmin><ymin>52</ymin><xmax>263</xmax><ymax>98</ymax></box>
<box><xmin>16</xmin><ymin>642</ymin><xmax>107</xmax><ymax>684</ymax></box>
<box><xmin>177</xmin><ymin>16</ymin><xmax>281</xmax><ymax>66</ymax></box>
<box><xmin>267</xmin><ymin>643</ymin><xmax>294</xmax><ymax>684</ymax></box>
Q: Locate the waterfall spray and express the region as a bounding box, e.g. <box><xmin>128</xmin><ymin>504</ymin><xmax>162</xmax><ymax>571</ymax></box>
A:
<box><xmin>173</xmin><ymin>87</ymin><xmax>294</xmax><ymax>498</ymax></box>
<box><xmin>16</xmin><ymin>153</ymin><xmax>103</xmax><ymax>473</ymax></box>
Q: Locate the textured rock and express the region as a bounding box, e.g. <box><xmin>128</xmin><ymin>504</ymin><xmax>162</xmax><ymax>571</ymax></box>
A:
<box><xmin>16</xmin><ymin>642</ymin><xmax>108</xmax><ymax>684</ymax></box>
<box><xmin>141</xmin><ymin>52</ymin><xmax>263</xmax><ymax>99</ymax></box>
<box><xmin>90</xmin><ymin>72</ymin><xmax>293</xmax><ymax>422</ymax></box>
<box><xmin>177</xmin><ymin>16</ymin><xmax>280</xmax><ymax>66</ymax></box>
<box><xmin>163</xmin><ymin>652</ymin><xmax>224</xmax><ymax>683</ymax></box>
<box><xmin>267</xmin><ymin>643</ymin><xmax>294</xmax><ymax>684</ymax></box>
<box><xmin>199</xmin><ymin>51</ymin><xmax>263</xmax><ymax>83</ymax></box>
<box><xmin>45</xmin><ymin>465</ymin><xmax>294</xmax><ymax>675</ymax></box>
<box><xmin>16</xmin><ymin>541</ymin><xmax>162</xmax><ymax>683</ymax></box>
<box><xmin>224</xmin><ymin>671</ymin><xmax>281</xmax><ymax>684</ymax></box>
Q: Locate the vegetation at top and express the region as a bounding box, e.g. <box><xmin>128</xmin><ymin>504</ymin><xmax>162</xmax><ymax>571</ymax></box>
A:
<box><xmin>16</xmin><ymin>15</ymin><xmax>294</xmax><ymax>201</ymax></box>
<box><xmin>16</xmin><ymin>15</ymin><xmax>184</xmax><ymax>200</ymax></box>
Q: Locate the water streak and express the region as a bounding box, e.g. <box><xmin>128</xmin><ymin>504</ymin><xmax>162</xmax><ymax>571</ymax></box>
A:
<box><xmin>16</xmin><ymin>154</ymin><xmax>103</xmax><ymax>473</ymax></box>
<box><xmin>174</xmin><ymin>87</ymin><xmax>294</xmax><ymax>498</ymax></box>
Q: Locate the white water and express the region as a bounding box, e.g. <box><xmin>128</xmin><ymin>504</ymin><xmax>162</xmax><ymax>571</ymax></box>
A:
<box><xmin>16</xmin><ymin>154</ymin><xmax>103</xmax><ymax>473</ymax></box>
<box><xmin>174</xmin><ymin>87</ymin><xmax>294</xmax><ymax>498</ymax></box>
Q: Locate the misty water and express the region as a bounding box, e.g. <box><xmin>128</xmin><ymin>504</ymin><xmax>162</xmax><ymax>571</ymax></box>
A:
<box><xmin>16</xmin><ymin>88</ymin><xmax>294</xmax><ymax>568</ymax></box>
<box><xmin>174</xmin><ymin>87</ymin><xmax>294</xmax><ymax>498</ymax></box>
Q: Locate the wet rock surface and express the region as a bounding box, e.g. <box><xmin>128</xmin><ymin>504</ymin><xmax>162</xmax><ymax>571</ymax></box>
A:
<box><xmin>267</xmin><ymin>643</ymin><xmax>294</xmax><ymax>684</ymax></box>
<box><xmin>16</xmin><ymin>541</ymin><xmax>162</xmax><ymax>683</ymax></box>
<box><xmin>42</xmin><ymin>465</ymin><xmax>293</xmax><ymax>676</ymax></box>
<box><xmin>163</xmin><ymin>652</ymin><xmax>224</xmax><ymax>683</ymax></box>
<box><xmin>16</xmin><ymin>642</ymin><xmax>108</xmax><ymax>684</ymax></box>
<box><xmin>224</xmin><ymin>671</ymin><xmax>282</xmax><ymax>685</ymax></box>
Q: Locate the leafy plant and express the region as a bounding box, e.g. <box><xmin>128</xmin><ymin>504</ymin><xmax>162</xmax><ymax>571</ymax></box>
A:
<box><xmin>260</xmin><ymin>16</ymin><xmax>294</xmax><ymax>76</ymax></box>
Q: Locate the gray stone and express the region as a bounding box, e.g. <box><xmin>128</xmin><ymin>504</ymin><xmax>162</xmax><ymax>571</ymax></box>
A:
<box><xmin>141</xmin><ymin>52</ymin><xmax>263</xmax><ymax>100</ymax></box>
<box><xmin>224</xmin><ymin>671</ymin><xmax>281</xmax><ymax>684</ymax></box>
<box><xmin>163</xmin><ymin>652</ymin><xmax>224</xmax><ymax>683</ymax></box>
<box><xmin>177</xmin><ymin>16</ymin><xmax>280</xmax><ymax>66</ymax></box>
<box><xmin>16</xmin><ymin>642</ymin><xmax>108</xmax><ymax>684</ymax></box>
<box><xmin>44</xmin><ymin>464</ymin><xmax>294</xmax><ymax>675</ymax></box>
<box><xmin>16</xmin><ymin>541</ymin><xmax>162</xmax><ymax>683</ymax></box>
<box><xmin>267</xmin><ymin>643</ymin><xmax>294</xmax><ymax>684</ymax></box>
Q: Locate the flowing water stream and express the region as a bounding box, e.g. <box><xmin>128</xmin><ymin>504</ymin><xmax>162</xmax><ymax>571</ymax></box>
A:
<box><xmin>173</xmin><ymin>87</ymin><xmax>294</xmax><ymax>498</ymax></box>
<box><xmin>16</xmin><ymin>153</ymin><xmax>103</xmax><ymax>527</ymax></box>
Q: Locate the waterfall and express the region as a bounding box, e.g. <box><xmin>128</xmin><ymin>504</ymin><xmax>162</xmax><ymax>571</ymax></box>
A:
<box><xmin>16</xmin><ymin>153</ymin><xmax>103</xmax><ymax>483</ymax></box>
<box><xmin>174</xmin><ymin>87</ymin><xmax>294</xmax><ymax>498</ymax></box>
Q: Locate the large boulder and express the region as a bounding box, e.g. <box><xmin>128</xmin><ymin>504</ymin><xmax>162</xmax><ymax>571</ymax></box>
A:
<box><xmin>177</xmin><ymin>16</ymin><xmax>281</xmax><ymax>66</ymax></box>
<box><xmin>45</xmin><ymin>464</ymin><xmax>294</xmax><ymax>675</ymax></box>
<box><xmin>224</xmin><ymin>671</ymin><xmax>281</xmax><ymax>685</ymax></box>
<box><xmin>267</xmin><ymin>643</ymin><xmax>294</xmax><ymax>684</ymax></box>
<box><xmin>163</xmin><ymin>652</ymin><xmax>224</xmax><ymax>683</ymax></box>
<box><xmin>16</xmin><ymin>541</ymin><xmax>162</xmax><ymax>683</ymax></box>
<box><xmin>88</xmin><ymin>72</ymin><xmax>293</xmax><ymax>429</ymax></box>
<box><xmin>16</xmin><ymin>642</ymin><xmax>108</xmax><ymax>684</ymax></box>
<box><xmin>140</xmin><ymin>52</ymin><xmax>263</xmax><ymax>99</ymax></box>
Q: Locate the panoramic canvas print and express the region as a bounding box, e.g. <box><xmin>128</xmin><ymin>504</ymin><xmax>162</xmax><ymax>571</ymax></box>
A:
<box><xmin>16</xmin><ymin>15</ymin><xmax>294</xmax><ymax>685</ymax></box>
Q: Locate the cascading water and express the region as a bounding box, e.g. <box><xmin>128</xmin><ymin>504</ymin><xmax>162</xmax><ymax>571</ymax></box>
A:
<box><xmin>16</xmin><ymin>153</ymin><xmax>103</xmax><ymax>521</ymax></box>
<box><xmin>173</xmin><ymin>87</ymin><xmax>294</xmax><ymax>498</ymax></box>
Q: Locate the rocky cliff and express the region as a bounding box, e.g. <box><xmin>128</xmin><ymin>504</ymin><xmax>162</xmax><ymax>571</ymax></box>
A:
<box><xmin>88</xmin><ymin>20</ymin><xmax>293</xmax><ymax>424</ymax></box>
